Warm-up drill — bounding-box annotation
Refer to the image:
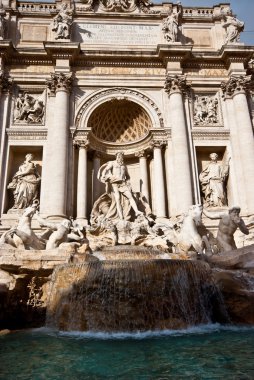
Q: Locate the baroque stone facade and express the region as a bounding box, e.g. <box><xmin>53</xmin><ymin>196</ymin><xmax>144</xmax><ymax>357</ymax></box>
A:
<box><xmin>0</xmin><ymin>0</ymin><xmax>253</xmax><ymax>240</ymax></box>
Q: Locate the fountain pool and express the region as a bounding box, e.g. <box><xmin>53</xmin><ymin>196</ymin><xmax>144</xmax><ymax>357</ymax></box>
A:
<box><xmin>0</xmin><ymin>325</ymin><xmax>254</xmax><ymax>379</ymax></box>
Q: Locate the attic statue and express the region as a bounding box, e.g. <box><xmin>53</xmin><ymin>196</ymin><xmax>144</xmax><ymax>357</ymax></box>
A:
<box><xmin>52</xmin><ymin>3</ymin><xmax>73</xmax><ymax>40</ymax></box>
<box><xmin>222</xmin><ymin>9</ymin><xmax>244</xmax><ymax>44</ymax></box>
<box><xmin>162</xmin><ymin>2</ymin><xmax>182</xmax><ymax>43</ymax></box>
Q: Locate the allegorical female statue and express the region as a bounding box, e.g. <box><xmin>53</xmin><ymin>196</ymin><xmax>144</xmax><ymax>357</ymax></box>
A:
<box><xmin>162</xmin><ymin>2</ymin><xmax>182</xmax><ymax>43</ymax></box>
<box><xmin>222</xmin><ymin>9</ymin><xmax>244</xmax><ymax>44</ymax></box>
<box><xmin>199</xmin><ymin>153</ymin><xmax>230</xmax><ymax>208</ymax></box>
<box><xmin>7</xmin><ymin>153</ymin><xmax>41</xmax><ymax>210</ymax></box>
<box><xmin>52</xmin><ymin>3</ymin><xmax>73</xmax><ymax>40</ymax></box>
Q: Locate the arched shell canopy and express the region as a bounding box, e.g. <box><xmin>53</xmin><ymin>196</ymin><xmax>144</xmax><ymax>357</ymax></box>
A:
<box><xmin>88</xmin><ymin>99</ymin><xmax>151</xmax><ymax>143</ymax></box>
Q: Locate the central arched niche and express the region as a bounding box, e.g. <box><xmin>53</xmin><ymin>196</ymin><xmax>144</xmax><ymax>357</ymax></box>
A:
<box><xmin>88</xmin><ymin>99</ymin><xmax>152</xmax><ymax>143</ymax></box>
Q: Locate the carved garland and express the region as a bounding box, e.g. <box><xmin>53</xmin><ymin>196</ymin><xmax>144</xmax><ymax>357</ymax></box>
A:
<box><xmin>75</xmin><ymin>88</ymin><xmax>164</xmax><ymax>129</ymax></box>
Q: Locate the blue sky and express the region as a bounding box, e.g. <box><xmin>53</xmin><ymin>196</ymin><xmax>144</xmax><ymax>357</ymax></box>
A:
<box><xmin>155</xmin><ymin>0</ymin><xmax>254</xmax><ymax>45</ymax></box>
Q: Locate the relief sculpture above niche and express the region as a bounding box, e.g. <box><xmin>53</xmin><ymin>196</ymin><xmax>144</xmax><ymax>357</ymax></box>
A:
<box><xmin>13</xmin><ymin>91</ymin><xmax>46</xmax><ymax>125</ymax></box>
<box><xmin>193</xmin><ymin>94</ymin><xmax>220</xmax><ymax>126</ymax></box>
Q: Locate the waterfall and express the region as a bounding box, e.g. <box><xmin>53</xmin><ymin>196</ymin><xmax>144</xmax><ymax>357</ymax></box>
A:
<box><xmin>46</xmin><ymin>258</ymin><xmax>228</xmax><ymax>332</ymax></box>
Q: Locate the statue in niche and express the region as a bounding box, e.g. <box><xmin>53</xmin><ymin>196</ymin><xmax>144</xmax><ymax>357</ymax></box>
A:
<box><xmin>162</xmin><ymin>2</ymin><xmax>182</xmax><ymax>43</ymax></box>
<box><xmin>14</xmin><ymin>92</ymin><xmax>45</xmax><ymax>124</ymax></box>
<box><xmin>199</xmin><ymin>153</ymin><xmax>230</xmax><ymax>208</ymax></box>
<box><xmin>222</xmin><ymin>9</ymin><xmax>244</xmax><ymax>44</ymax></box>
<box><xmin>0</xmin><ymin>5</ymin><xmax>6</xmax><ymax>40</ymax></box>
<box><xmin>93</xmin><ymin>152</ymin><xmax>143</xmax><ymax>223</ymax></box>
<box><xmin>7</xmin><ymin>153</ymin><xmax>41</xmax><ymax>210</ymax></box>
<box><xmin>194</xmin><ymin>95</ymin><xmax>219</xmax><ymax>125</ymax></box>
<box><xmin>52</xmin><ymin>3</ymin><xmax>73</xmax><ymax>40</ymax></box>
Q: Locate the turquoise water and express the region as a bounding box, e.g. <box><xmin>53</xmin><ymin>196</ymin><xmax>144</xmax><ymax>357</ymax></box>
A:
<box><xmin>1</xmin><ymin>325</ymin><xmax>254</xmax><ymax>379</ymax></box>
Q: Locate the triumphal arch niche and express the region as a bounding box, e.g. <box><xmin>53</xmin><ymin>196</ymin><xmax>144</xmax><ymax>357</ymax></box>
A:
<box><xmin>0</xmin><ymin>0</ymin><xmax>254</xmax><ymax>241</ymax></box>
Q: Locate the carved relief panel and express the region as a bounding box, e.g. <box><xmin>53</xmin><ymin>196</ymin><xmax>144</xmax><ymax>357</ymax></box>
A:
<box><xmin>12</xmin><ymin>90</ymin><xmax>46</xmax><ymax>126</ymax></box>
<box><xmin>193</xmin><ymin>93</ymin><xmax>222</xmax><ymax>127</ymax></box>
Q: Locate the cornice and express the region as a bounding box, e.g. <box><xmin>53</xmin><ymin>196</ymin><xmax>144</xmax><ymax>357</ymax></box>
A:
<box><xmin>0</xmin><ymin>42</ymin><xmax>253</xmax><ymax>69</ymax></box>
<box><xmin>44</xmin><ymin>42</ymin><xmax>81</xmax><ymax>62</ymax></box>
<box><xmin>7</xmin><ymin>128</ymin><xmax>47</xmax><ymax>140</ymax></box>
<box><xmin>156</xmin><ymin>44</ymin><xmax>193</xmax><ymax>65</ymax></box>
<box><xmin>74</xmin><ymin>60</ymin><xmax>163</xmax><ymax>68</ymax></box>
<box><xmin>73</xmin><ymin>128</ymin><xmax>169</xmax><ymax>156</ymax></box>
<box><xmin>219</xmin><ymin>45</ymin><xmax>254</xmax><ymax>68</ymax></box>
<box><xmin>192</xmin><ymin>129</ymin><xmax>230</xmax><ymax>141</ymax></box>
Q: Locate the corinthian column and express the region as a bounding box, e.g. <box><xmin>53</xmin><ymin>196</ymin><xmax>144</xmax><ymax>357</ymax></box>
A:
<box><xmin>152</xmin><ymin>141</ymin><xmax>166</xmax><ymax>218</ymax></box>
<box><xmin>40</xmin><ymin>72</ymin><xmax>73</xmax><ymax>217</ymax></box>
<box><xmin>135</xmin><ymin>150</ymin><xmax>149</xmax><ymax>203</ymax></box>
<box><xmin>221</xmin><ymin>75</ymin><xmax>254</xmax><ymax>214</ymax></box>
<box><xmin>75</xmin><ymin>139</ymin><xmax>89</xmax><ymax>225</ymax></box>
<box><xmin>0</xmin><ymin>72</ymin><xmax>13</xmax><ymax>214</ymax></box>
<box><xmin>164</xmin><ymin>74</ymin><xmax>193</xmax><ymax>214</ymax></box>
<box><xmin>93</xmin><ymin>151</ymin><xmax>101</xmax><ymax>203</ymax></box>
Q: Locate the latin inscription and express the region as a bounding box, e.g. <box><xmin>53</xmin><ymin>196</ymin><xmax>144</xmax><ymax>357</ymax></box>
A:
<box><xmin>185</xmin><ymin>69</ymin><xmax>227</xmax><ymax>77</ymax></box>
<box><xmin>77</xmin><ymin>22</ymin><xmax>160</xmax><ymax>45</ymax></box>
<box><xmin>75</xmin><ymin>67</ymin><xmax>165</xmax><ymax>75</ymax></box>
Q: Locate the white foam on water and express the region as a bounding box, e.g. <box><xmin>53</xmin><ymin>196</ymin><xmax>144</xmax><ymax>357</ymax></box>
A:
<box><xmin>33</xmin><ymin>324</ymin><xmax>254</xmax><ymax>340</ymax></box>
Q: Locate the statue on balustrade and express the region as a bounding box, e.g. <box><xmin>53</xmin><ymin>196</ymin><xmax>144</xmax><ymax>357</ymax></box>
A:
<box><xmin>52</xmin><ymin>3</ymin><xmax>73</xmax><ymax>40</ymax></box>
<box><xmin>7</xmin><ymin>153</ymin><xmax>41</xmax><ymax>210</ymax></box>
<box><xmin>162</xmin><ymin>2</ymin><xmax>182</xmax><ymax>43</ymax></box>
<box><xmin>199</xmin><ymin>153</ymin><xmax>230</xmax><ymax>208</ymax></box>
<box><xmin>91</xmin><ymin>152</ymin><xmax>144</xmax><ymax>225</ymax></box>
<box><xmin>222</xmin><ymin>9</ymin><xmax>244</xmax><ymax>44</ymax></box>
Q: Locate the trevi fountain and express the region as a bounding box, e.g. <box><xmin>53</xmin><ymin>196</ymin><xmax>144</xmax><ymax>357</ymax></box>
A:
<box><xmin>0</xmin><ymin>0</ymin><xmax>254</xmax><ymax>378</ymax></box>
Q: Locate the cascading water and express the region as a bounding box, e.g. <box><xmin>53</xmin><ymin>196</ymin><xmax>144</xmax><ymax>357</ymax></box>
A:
<box><xmin>46</xmin><ymin>249</ymin><xmax>228</xmax><ymax>332</ymax></box>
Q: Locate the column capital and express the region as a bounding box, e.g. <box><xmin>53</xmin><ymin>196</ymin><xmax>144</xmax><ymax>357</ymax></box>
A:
<box><xmin>221</xmin><ymin>74</ymin><xmax>253</xmax><ymax>98</ymax></box>
<box><xmin>135</xmin><ymin>149</ymin><xmax>148</xmax><ymax>158</ymax></box>
<box><xmin>164</xmin><ymin>74</ymin><xmax>191</xmax><ymax>96</ymax></box>
<box><xmin>46</xmin><ymin>72</ymin><xmax>73</xmax><ymax>95</ymax></box>
<box><xmin>150</xmin><ymin>140</ymin><xmax>167</xmax><ymax>149</ymax></box>
<box><xmin>0</xmin><ymin>71</ymin><xmax>13</xmax><ymax>93</ymax></box>
<box><xmin>73</xmin><ymin>138</ymin><xmax>89</xmax><ymax>149</ymax></box>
